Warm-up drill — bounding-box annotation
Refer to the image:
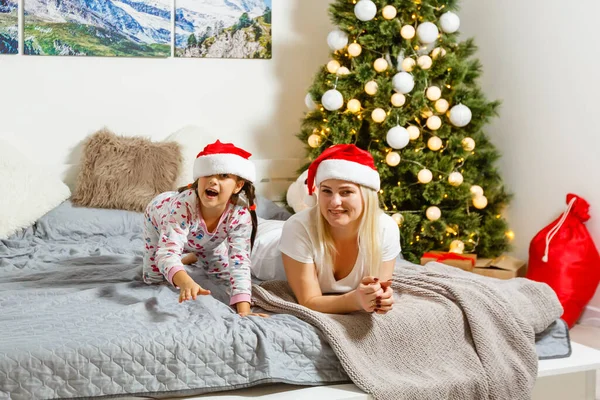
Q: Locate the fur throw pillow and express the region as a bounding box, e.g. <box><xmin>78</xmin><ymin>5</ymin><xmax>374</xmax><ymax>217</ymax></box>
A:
<box><xmin>72</xmin><ymin>129</ymin><xmax>182</xmax><ymax>212</ymax></box>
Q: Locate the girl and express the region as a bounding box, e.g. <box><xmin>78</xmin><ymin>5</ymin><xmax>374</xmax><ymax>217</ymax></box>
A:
<box><xmin>142</xmin><ymin>140</ymin><xmax>267</xmax><ymax>317</ymax></box>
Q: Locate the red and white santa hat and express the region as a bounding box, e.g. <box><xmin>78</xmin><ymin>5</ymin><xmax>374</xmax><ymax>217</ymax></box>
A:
<box><xmin>193</xmin><ymin>140</ymin><xmax>256</xmax><ymax>183</ymax></box>
<box><xmin>307</xmin><ymin>144</ymin><xmax>380</xmax><ymax>195</ymax></box>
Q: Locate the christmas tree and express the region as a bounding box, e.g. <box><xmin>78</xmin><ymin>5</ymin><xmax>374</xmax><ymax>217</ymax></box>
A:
<box><xmin>298</xmin><ymin>0</ymin><xmax>512</xmax><ymax>263</ymax></box>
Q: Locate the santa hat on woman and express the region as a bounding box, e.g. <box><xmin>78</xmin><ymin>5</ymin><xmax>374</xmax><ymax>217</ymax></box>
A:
<box><xmin>193</xmin><ymin>140</ymin><xmax>256</xmax><ymax>183</ymax></box>
<box><xmin>307</xmin><ymin>144</ymin><xmax>380</xmax><ymax>195</ymax></box>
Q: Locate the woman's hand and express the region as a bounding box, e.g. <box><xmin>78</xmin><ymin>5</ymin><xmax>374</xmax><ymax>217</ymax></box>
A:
<box><xmin>236</xmin><ymin>301</ymin><xmax>269</xmax><ymax>318</ymax></box>
<box><xmin>173</xmin><ymin>270</ymin><xmax>211</xmax><ymax>303</ymax></box>
<box><xmin>354</xmin><ymin>276</ymin><xmax>384</xmax><ymax>312</ymax></box>
<box><xmin>374</xmin><ymin>280</ymin><xmax>394</xmax><ymax>314</ymax></box>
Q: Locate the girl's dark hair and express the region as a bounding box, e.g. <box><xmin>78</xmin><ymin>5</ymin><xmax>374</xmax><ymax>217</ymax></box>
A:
<box><xmin>177</xmin><ymin>178</ymin><xmax>258</xmax><ymax>249</ymax></box>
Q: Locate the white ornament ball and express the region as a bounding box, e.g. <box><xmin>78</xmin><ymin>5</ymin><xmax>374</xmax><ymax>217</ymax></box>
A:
<box><xmin>473</xmin><ymin>195</ymin><xmax>488</xmax><ymax>209</ymax></box>
<box><xmin>417</xmin><ymin>55</ymin><xmax>433</xmax><ymax>69</ymax></box>
<box><xmin>336</xmin><ymin>66</ymin><xmax>351</xmax><ymax>76</ymax></box>
<box><xmin>400</xmin><ymin>25</ymin><xmax>416</xmax><ymax>40</ymax></box>
<box><xmin>372</xmin><ymin>108</ymin><xmax>387</xmax><ymax>123</ymax></box>
<box><xmin>470</xmin><ymin>185</ymin><xmax>484</xmax><ymax>197</ymax></box>
<box><xmin>427</xmin><ymin>136</ymin><xmax>443</xmax><ymax>151</ymax></box>
<box><xmin>440</xmin><ymin>12</ymin><xmax>460</xmax><ymax>34</ymax></box>
<box><xmin>321</xmin><ymin>89</ymin><xmax>344</xmax><ymax>111</ymax></box>
<box><xmin>348</xmin><ymin>43</ymin><xmax>362</xmax><ymax>57</ymax></box>
<box><xmin>449</xmin><ymin>104</ymin><xmax>472</xmax><ymax>127</ymax></box>
<box><xmin>448</xmin><ymin>171</ymin><xmax>464</xmax><ymax>186</ymax></box>
<box><xmin>386</xmin><ymin>151</ymin><xmax>401</xmax><ymax>166</ymax></box>
<box><xmin>426</xmin><ymin>86</ymin><xmax>442</xmax><ymax>101</ymax></box>
<box><xmin>426</xmin><ymin>206</ymin><xmax>442</xmax><ymax>221</ymax></box>
<box><xmin>449</xmin><ymin>239</ymin><xmax>465</xmax><ymax>254</ymax></box>
<box><xmin>308</xmin><ymin>134</ymin><xmax>322</xmax><ymax>148</ymax></box>
<box><xmin>374</xmin><ymin>58</ymin><xmax>389</xmax><ymax>72</ymax></box>
<box><xmin>417</xmin><ymin>22</ymin><xmax>439</xmax><ymax>44</ymax></box>
<box><xmin>407</xmin><ymin>125</ymin><xmax>421</xmax><ymax>140</ymax></box>
<box><xmin>391</xmin><ymin>213</ymin><xmax>404</xmax><ymax>225</ymax></box>
<box><xmin>327</xmin><ymin>29</ymin><xmax>349</xmax><ymax>51</ymax></box>
<box><xmin>462</xmin><ymin>137</ymin><xmax>475</xmax><ymax>151</ymax></box>
<box><xmin>402</xmin><ymin>57</ymin><xmax>416</xmax><ymax>72</ymax></box>
<box><xmin>382</xmin><ymin>5</ymin><xmax>397</xmax><ymax>20</ymax></box>
<box><xmin>418</xmin><ymin>168</ymin><xmax>433</xmax><ymax>184</ymax></box>
<box><xmin>365</xmin><ymin>80</ymin><xmax>378</xmax><ymax>95</ymax></box>
<box><xmin>431</xmin><ymin>47</ymin><xmax>447</xmax><ymax>59</ymax></box>
<box><xmin>386</xmin><ymin>125</ymin><xmax>410</xmax><ymax>149</ymax></box>
<box><xmin>435</xmin><ymin>99</ymin><xmax>450</xmax><ymax>113</ymax></box>
<box><xmin>391</xmin><ymin>93</ymin><xmax>406</xmax><ymax>107</ymax></box>
<box><xmin>347</xmin><ymin>99</ymin><xmax>361</xmax><ymax>113</ymax></box>
<box><xmin>305</xmin><ymin>93</ymin><xmax>317</xmax><ymax>111</ymax></box>
<box><xmin>427</xmin><ymin>116</ymin><xmax>442</xmax><ymax>131</ymax></box>
<box><xmin>327</xmin><ymin>60</ymin><xmax>341</xmax><ymax>74</ymax></box>
<box><xmin>392</xmin><ymin>72</ymin><xmax>415</xmax><ymax>94</ymax></box>
<box><xmin>354</xmin><ymin>0</ymin><xmax>377</xmax><ymax>21</ymax></box>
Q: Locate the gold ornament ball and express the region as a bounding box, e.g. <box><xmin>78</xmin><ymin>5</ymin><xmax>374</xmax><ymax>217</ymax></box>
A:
<box><xmin>418</xmin><ymin>168</ymin><xmax>433</xmax><ymax>184</ymax></box>
<box><xmin>391</xmin><ymin>213</ymin><xmax>404</xmax><ymax>225</ymax></box>
<box><xmin>327</xmin><ymin>60</ymin><xmax>340</xmax><ymax>74</ymax></box>
<box><xmin>371</xmin><ymin>108</ymin><xmax>387</xmax><ymax>123</ymax></box>
<box><xmin>473</xmin><ymin>195</ymin><xmax>488</xmax><ymax>209</ymax></box>
<box><xmin>427</xmin><ymin>136</ymin><xmax>443</xmax><ymax>151</ymax></box>
<box><xmin>448</xmin><ymin>171</ymin><xmax>464</xmax><ymax>186</ymax></box>
<box><xmin>427</xmin><ymin>116</ymin><xmax>442</xmax><ymax>131</ymax></box>
<box><xmin>435</xmin><ymin>99</ymin><xmax>450</xmax><ymax>113</ymax></box>
<box><xmin>407</xmin><ymin>125</ymin><xmax>421</xmax><ymax>140</ymax></box>
<box><xmin>462</xmin><ymin>137</ymin><xmax>476</xmax><ymax>151</ymax></box>
<box><xmin>417</xmin><ymin>55</ymin><xmax>433</xmax><ymax>69</ymax></box>
<box><xmin>470</xmin><ymin>185</ymin><xmax>484</xmax><ymax>197</ymax></box>
<box><xmin>374</xmin><ymin>58</ymin><xmax>389</xmax><ymax>72</ymax></box>
<box><xmin>400</xmin><ymin>25</ymin><xmax>416</xmax><ymax>40</ymax></box>
<box><xmin>386</xmin><ymin>151</ymin><xmax>401</xmax><ymax>166</ymax></box>
<box><xmin>348</xmin><ymin>43</ymin><xmax>362</xmax><ymax>57</ymax></box>
<box><xmin>426</xmin><ymin>86</ymin><xmax>442</xmax><ymax>101</ymax></box>
<box><xmin>421</xmin><ymin>109</ymin><xmax>434</xmax><ymax>118</ymax></box>
<box><xmin>308</xmin><ymin>134</ymin><xmax>322</xmax><ymax>148</ymax></box>
<box><xmin>449</xmin><ymin>239</ymin><xmax>465</xmax><ymax>254</ymax></box>
<box><xmin>365</xmin><ymin>80</ymin><xmax>378</xmax><ymax>95</ymax></box>
<box><xmin>347</xmin><ymin>99</ymin><xmax>361</xmax><ymax>113</ymax></box>
<box><xmin>391</xmin><ymin>93</ymin><xmax>406</xmax><ymax>107</ymax></box>
<box><xmin>431</xmin><ymin>47</ymin><xmax>447</xmax><ymax>59</ymax></box>
<box><xmin>426</xmin><ymin>206</ymin><xmax>442</xmax><ymax>221</ymax></box>
<box><xmin>402</xmin><ymin>57</ymin><xmax>416</xmax><ymax>72</ymax></box>
<box><xmin>382</xmin><ymin>5</ymin><xmax>397</xmax><ymax>20</ymax></box>
<box><xmin>336</xmin><ymin>66</ymin><xmax>350</xmax><ymax>76</ymax></box>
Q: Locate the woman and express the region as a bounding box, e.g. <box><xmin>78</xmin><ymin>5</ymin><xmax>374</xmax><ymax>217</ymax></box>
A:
<box><xmin>279</xmin><ymin>144</ymin><xmax>401</xmax><ymax>314</ymax></box>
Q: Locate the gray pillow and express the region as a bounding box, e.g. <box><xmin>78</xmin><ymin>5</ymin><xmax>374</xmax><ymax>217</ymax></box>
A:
<box><xmin>255</xmin><ymin>196</ymin><xmax>292</xmax><ymax>221</ymax></box>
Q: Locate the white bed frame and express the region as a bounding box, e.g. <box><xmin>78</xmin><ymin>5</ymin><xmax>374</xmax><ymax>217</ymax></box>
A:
<box><xmin>57</xmin><ymin>159</ymin><xmax>600</xmax><ymax>400</ymax></box>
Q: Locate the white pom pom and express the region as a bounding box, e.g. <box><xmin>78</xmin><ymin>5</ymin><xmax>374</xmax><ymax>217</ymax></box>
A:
<box><xmin>417</xmin><ymin>22</ymin><xmax>439</xmax><ymax>44</ymax></box>
<box><xmin>386</xmin><ymin>126</ymin><xmax>410</xmax><ymax>149</ymax></box>
<box><xmin>327</xmin><ymin>29</ymin><xmax>349</xmax><ymax>51</ymax></box>
<box><xmin>354</xmin><ymin>0</ymin><xmax>377</xmax><ymax>21</ymax></box>
<box><xmin>440</xmin><ymin>12</ymin><xmax>460</xmax><ymax>33</ymax></box>
<box><xmin>321</xmin><ymin>89</ymin><xmax>344</xmax><ymax>111</ymax></box>
<box><xmin>392</xmin><ymin>72</ymin><xmax>415</xmax><ymax>94</ymax></box>
<box><xmin>449</xmin><ymin>104</ymin><xmax>472</xmax><ymax>127</ymax></box>
<box><xmin>286</xmin><ymin>170</ymin><xmax>316</xmax><ymax>213</ymax></box>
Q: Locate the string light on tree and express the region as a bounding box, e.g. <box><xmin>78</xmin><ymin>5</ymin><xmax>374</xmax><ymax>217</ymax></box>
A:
<box><xmin>371</xmin><ymin>108</ymin><xmax>387</xmax><ymax>123</ymax></box>
<box><xmin>321</xmin><ymin>89</ymin><xmax>344</xmax><ymax>111</ymax></box>
<box><xmin>326</xmin><ymin>60</ymin><xmax>341</xmax><ymax>74</ymax></box>
<box><xmin>382</xmin><ymin>5</ymin><xmax>397</xmax><ymax>20</ymax></box>
<box><xmin>448</xmin><ymin>171</ymin><xmax>464</xmax><ymax>186</ymax></box>
<box><xmin>426</xmin><ymin>206</ymin><xmax>442</xmax><ymax>221</ymax></box>
<box><xmin>426</xmin><ymin>86</ymin><xmax>442</xmax><ymax>101</ymax></box>
<box><xmin>440</xmin><ymin>12</ymin><xmax>461</xmax><ymax>33</ymax></box>
<box><xmin>473</xmin><ymin>195</ymin><xmax>488</xmax><ymax>209</ymax></box>
<box><xmin>462</xmin><ymin>137</ymin><xmax>475</xmax><ymax>151</ymax></box>
<box><xmin>470</xmin><ymin>185</ymin><xmax>484</xmax><ymax>197</ymax></box>
<box><xmin>391</xmin><ymin>93</ymin><xmax>406</xmax><ymax>107</ymax></box>
<box><xmin>354</xmin><ymin>0</ymin><xmax>377</xmax><ymax>21</ymax></box>
<box><xmin>386</xmin><ymin>151</ymin><xmax>401</xmax><ymax>166</ymax></box>
<box><xmin>400</xmin><ymin>25</ymin><xmax>416</xmax><ymax>39</ymax></box>
<box><xmin>449</xmin><ymin>104</ymin><xmax>473</xmax><ymax>127</ymax></box>
<box><xmin>308</xmin><ymin>134</ymin><xmax>322</xmax><ymax>148</ymax></box>
<box><xmin>305</xmin><ymin>93</ymin><xmax>317</xmax><ymax>111</ymax></box>
<box><xmin>365</xmin><ymin>80</ymin><xmax>378</xmax><ymax>95</ymax></box>
<box><xmin>407</xmin><ymin>125</ymin><xmax>421</xmax><ymax>140</ymax></box>
<box><xmin>506</xmin><ymin>230</ymin><xmax>515</xmax><ymax>241</ymax></box>
<box><xmin>449</xmin><ymin>239</ymin><xmax>465</xmax><ymax>253</ymax></box>
<box><xmin>435</xmin><ymin>99</ymin><xmax>449</xmax><ymax>113</ymax></box>
<box><xmin>417</xmin><ymin>55</ymin><xmax>433</xmax><ymax>69</ymax></box>
<box><xmin>386</xmin><ymin>126</ymin><xmax>410</xmax><ymax>149</ymax></box>
<box><xmin>393</xmin><ymin>72</ymin><xmax>415</xmax><ymax>94</ymax></box>
<box><xmin>347</xmin><ymin>99</ymin><xmax>361</xmax><ymax>113</ymax></box>
<box><xmin>401</xmin><ymin>57</ymin><xmax>416</xmax><ymax>72</ymax></box>
<box><xmin>327</xmin><ymin>29</ymin><xmax>349</xmax><ymax>51</ymax></box>
<box><xmin>418</xmin><ymin>168</ymin><xmax>433</xmax><ymax>184</ymax></box>
<box><xmin>374</xmin><ymin>58</ymin><xmax>389</xmax><ymax>72</ymax></box>
<box><xmin>427</xmin><ymin>115</ymin><xmax>442</xmax><ymax>130</ymax></box>
<box><xmin>427</xmin><ymin>136</ymin><xmax>443</xmax><ymax>151</ymax></box>
<box><xmin>417</xmin><ymin>22</ymin><xmax>439</xmax><ymax>44</ymax></box>
<box><xmin>391</xmin><ymin>213</ymin><xmax>404</xmax><ymax>225</ymax></box>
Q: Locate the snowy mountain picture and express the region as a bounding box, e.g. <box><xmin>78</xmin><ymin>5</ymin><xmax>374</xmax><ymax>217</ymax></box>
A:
<box><xmin>24</xmin><ymin>0</ymin><xmax>171</xmax><ymax>57</ymax></box>
<box><xmin>175</xmin><ymin>0</ymin><xmax>271</xmax><ymax>59</ymax></box>
<box><xmin>0</xmin><ymin>0</ymin><xmax>18</xmax><ymax>54</ymax></box>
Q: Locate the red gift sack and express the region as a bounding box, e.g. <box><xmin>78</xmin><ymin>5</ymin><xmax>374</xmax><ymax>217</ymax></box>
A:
<box><xmin>527</xmin><ymin>194</ymin><xmax>600</xmax><ymax>328</ymax></box>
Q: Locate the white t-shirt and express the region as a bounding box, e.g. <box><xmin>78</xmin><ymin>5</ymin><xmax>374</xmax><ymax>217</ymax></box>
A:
<box><xmin>278</xmin><ymin>207</ymin><xmax>401</xmax><ymax>294</ymax></box>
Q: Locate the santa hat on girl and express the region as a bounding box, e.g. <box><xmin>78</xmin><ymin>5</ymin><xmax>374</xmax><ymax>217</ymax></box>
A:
<box><xmin>193</xmin><ymin>140</ymin><xmax>256</xmax><ymax>183</ymax></box>
<box><xmin>307</xmin><ymin>144</ymin><xmax>380</xmax><ymax>195</ymax></box>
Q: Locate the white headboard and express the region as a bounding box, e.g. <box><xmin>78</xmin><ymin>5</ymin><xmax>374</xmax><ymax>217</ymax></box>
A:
<box><xmin>57</xmin><ymin>158</ymin><xmax>304</xmax><ymax>203</ymax></box>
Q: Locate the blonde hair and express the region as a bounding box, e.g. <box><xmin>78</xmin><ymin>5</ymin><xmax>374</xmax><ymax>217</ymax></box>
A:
<box><xmin>316</xmin><ymin>186</ymin><xmax>382</xmax><ymax>278</ymax></box>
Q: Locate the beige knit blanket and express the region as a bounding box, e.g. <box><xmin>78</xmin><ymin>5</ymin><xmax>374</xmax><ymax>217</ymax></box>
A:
<box><xmin>252</xmin><ymin>261</ymin><xmax>563</xmax><ymax>400</ymax></box>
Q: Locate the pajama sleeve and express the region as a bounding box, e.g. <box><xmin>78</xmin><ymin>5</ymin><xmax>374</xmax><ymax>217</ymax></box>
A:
<box><xmin>226</xmin><ymin>208</ymin><xmax>253</xmax><ymax>305</ymax></box>
<box><xmin>155</xmin><ymin>201</ymin><xmax>194</xmax><ymax>286</ymax></box>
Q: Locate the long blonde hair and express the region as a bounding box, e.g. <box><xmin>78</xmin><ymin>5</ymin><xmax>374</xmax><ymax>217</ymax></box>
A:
<box><xmin>315</xmin><ymin>186</ymin><xmax>382</xmax><ymax>278</ymax></box>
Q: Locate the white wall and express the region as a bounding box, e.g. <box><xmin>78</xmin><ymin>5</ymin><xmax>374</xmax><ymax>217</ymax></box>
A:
<box><xmin>459</xmin><ymin>0</ymin><xmax>600</xmax><ymax>325</ymax></box>
<box><xmin>0</xmin><ymin>0</ymin><xmax>333</xmax><ymax>166</ymax></box>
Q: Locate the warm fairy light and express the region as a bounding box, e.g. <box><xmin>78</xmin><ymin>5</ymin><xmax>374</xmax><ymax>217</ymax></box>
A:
<box><xmin>506</xmin><ymin>230</ymin><xmax>515</xmax><ymax>240</ymax></box>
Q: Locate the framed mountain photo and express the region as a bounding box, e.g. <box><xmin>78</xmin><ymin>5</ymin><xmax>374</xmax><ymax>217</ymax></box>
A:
<box><xmin>0</xmin><ymin>0</ymin><xmax>18</xmax><ymax>54</ymax></box>
<box><xmin>175</xmin><ymin>0</ymin><xmax>271</xmax><ymax>59</ymax></box>
<box><xmin>23</xmin><ymin>0</ymin><xmax>171</xmax><ymax>57</ymax></box>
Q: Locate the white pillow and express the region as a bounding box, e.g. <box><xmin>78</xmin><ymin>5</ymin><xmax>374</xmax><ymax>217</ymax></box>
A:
<box><xmin>251</xmin><ymin>218</ymin><xmax>288</xmax><ymax>281</ymax></box>
<box><xmin>0</xmin><ymin>139</ymin><xmax>71</xmax><ymax>239</ymax></box>
<box><xmin>164</xmin><ymin>125</ymin><xmax>218</xmax><ymax>188</ymax></box>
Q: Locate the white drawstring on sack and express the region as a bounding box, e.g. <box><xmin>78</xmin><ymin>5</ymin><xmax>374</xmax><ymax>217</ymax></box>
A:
<box><xmin>542</xmin><ymin>197</ymin><xmax>577</xmax><ymax>262</ymax></box>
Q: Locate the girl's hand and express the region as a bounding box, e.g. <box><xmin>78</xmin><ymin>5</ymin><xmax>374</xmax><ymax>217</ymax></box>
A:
<box><xmin>374</xmin><ymin>280</ymin><xmax>394</xmax><ymax>314</ymax></box>
<box><xmin>173</xmin><ymin>271</ymin><xmax>211</xmax><ymax>303</ymax></box>
<box><xmin>236</xmin><ymin>301</ymin><xmax>269</xmax><ymax>318</ymax></box>
<box><xmin>354</xmin><ymin>276</ymin><xmax>384</xmax><ymax>312</ymax></box>
<box><xmin>181</xmin><ymin>253</ymin><xmax>198</xmax><ymax>265</ymax></box>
